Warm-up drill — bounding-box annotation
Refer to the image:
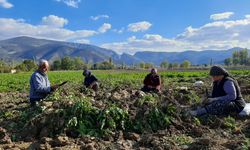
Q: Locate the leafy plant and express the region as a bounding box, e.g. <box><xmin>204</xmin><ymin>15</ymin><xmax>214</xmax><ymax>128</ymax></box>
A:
<box><xmin>223</xmin><ymin>116</ymin><xmax>236</xmax><ymax>130</ymax></box>
<box><xmin>241</xmin><ymin>138</ymin><xmax>250</xmax><ymax>150</ymax></box>
<box><xmin>193</xmin><ymin>117</ymin><xmax>201</xmax><ymax>126</ymax></box>
<box><xmin>171</xmin><ymin>134</ymin><xmax>193</xmax><ymax>146</ymax></box>
<box><xmin>147</xmin><ymin>107</ymin><xmax>173</xmax><ymax>131</ymax></box>
<box><xmin>67</xmin><ymin>99</ymin><xmax>129</xmax><ymax>137</ymax></box>
<box><xmin>136</xmin><ymin>94</ymin><xmax>157</xmax><ymax>106</ymax></box>
<box><xmin>1</xmin><ymin>111</ymin><xmax>15</xmax><ymax>119</ymax></box>
<box><xmin>97</xmin><ymin>105</ymin><xmax>129</xmax><ymax>135</ymax></box>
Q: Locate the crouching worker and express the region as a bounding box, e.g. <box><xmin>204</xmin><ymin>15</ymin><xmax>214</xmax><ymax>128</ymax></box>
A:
<box><xmin>141</xmin><ymin>68</ymin><xmax>161</xmax><ymax>93</ymax></box>
<box><xmin>29</xmin><ymin>59</ymin><xmax>59</xmax><ymax>107</ymax></box>
<box><xmin>190</xmin><ymin>65</ymin><xmax>246</xmax><ymax>116</ymax></box>
<box><xmin>83</xmin><ymin>70</ymin><xmax>99</xmax><ymax>91</ymax></box>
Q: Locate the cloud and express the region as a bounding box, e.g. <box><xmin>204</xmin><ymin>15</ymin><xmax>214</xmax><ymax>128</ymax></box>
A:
<box><xmin>102</xmin><ymin>15</ymin><xmax>250</xmax><ymax>54</ymax></box>
<box><xmin>98</xmin><ymin>23</ymin><xmax>112</xmax><ymax>33</ymax></box>
<box><xmin>0</xmin><ymin>18</ymin><xmax>97</xmax><ymax>41</ymax></box>
<box><xmin>90</xmin><ymin>15</ymin><xmax>109</xmax><ymax>21</ymax></box>
<box><xmin>144</xmin><ymin>34</ymin><xmax>163</xmax><ymax>41</ymax></box>
<box><xmin>176</xmin><ymin>15</ymin><xmax>250</xmax><ymax>42</ymax></box>
<box><xmin>210</xmin><ymin>12</ymin><xmax>234</xmax><ymax>20</ymax></box>
<box><xmin>42</xmin><ymin>15</ymin><xmax>68</xmax><ymax>28</ymax></box>
<box><xmin>113</xmin><ymin>27</ymin><xmax>125</xmax><ymax>34</ymax></box>
<box><xmin>102</xmin><ymin>34</ymin><xmax>192</xmax><ymax>54</ymax></box>
<box><xmin>127</xmin><ymin>21</ymin><xmax>152</xmax><ymax>32</ymax></box>
<box><xmin>55</xmin><ymin>0</ymin><xmax>81</xmax><ymax>8</ymax></box>
<box><xmin>74</xmin><ymin>39</ymin><xmax>90</xmax><ymax>44</ymax></box>
<box><xmin>0</xmin><ymin>0</ymin><xmax>13</xmax><ymax>8</ymax></box>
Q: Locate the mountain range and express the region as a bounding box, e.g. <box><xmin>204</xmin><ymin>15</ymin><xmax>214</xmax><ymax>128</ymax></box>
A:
<box><xmin>0</xmin><ymin>36</ymin><xmax>247</xmax><ymax>65</ymax></box>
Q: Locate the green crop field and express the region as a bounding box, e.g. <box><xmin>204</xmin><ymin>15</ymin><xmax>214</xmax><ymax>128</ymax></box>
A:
<box><xmin>0</xmin><ymin>69</ymin><xmax>249</xmax><ymax>92</ymax></box>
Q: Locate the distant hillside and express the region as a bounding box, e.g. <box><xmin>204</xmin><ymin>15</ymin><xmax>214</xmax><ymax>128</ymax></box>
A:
<box><xmin>0</xmin><ymin>36</ymin><xmax>120</xmax><ymax>64</ymax></box>
<box><xmin>134</xmin><ymin>47</ymin><xmax>248</xmax><ymax>65</ymax></box>
<box><xmin>0</xmin><ymin>36</ymin><xmax>247</xmax><ymax>65</ymax></box>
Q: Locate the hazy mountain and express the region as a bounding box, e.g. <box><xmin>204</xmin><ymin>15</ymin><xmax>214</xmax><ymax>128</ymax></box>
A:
<box><xmin>134</xmin><ymin>47</ymin><xmax>247</xmax><ymax>65</ymax></box>
<box><xmin>0</xmin><ymin>36</ymin><xmax>247</xmax><ymax>65</ymax></box>
<box><xmin>119</xmin><ymin>53</ymin><xmax>143</xmax><ymax>65</ymax></box>
<box><xmin>0</xmin><ymin>36</ymin><xmax>120</xmax><ymax>64</ymax></box>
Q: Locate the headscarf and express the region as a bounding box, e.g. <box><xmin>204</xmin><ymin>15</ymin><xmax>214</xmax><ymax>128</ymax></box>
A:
<box><xmin>151</xmin><ymin>68</ymin><xmax>158</xmax><ymax>74</ymax></box>
<box><xmin>209</xmin><ymin>65</ymin><xmax>229</xmax><ymax>77</ymax></box>
<box><xmin>83</xmin><ymin>69</ymin><xmax>91</xmax><ymax>76</ymax></box>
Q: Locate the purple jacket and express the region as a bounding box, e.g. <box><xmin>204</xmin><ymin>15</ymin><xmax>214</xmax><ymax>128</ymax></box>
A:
<box><xmin>216</xmin><ymin>80</ymin><xmax>236</xmax><ymax>101</ymax></box>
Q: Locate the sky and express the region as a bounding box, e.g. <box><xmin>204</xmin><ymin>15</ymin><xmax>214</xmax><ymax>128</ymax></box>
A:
<box><xmin>1</xmin><ymin>0</ymin><xmax>250</xmax><ymax>54</ymax></box>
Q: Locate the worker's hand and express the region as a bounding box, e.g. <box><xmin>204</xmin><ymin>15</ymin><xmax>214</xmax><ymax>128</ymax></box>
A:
<box><xmin>51</xmin><ymin>85</ymin><xmax>59</xmax><ymax>92</ymax></box>
<box><xmin>156</xmin><ymin>85</ymin><xmax>161</xmax><ymax>90</ymax></box>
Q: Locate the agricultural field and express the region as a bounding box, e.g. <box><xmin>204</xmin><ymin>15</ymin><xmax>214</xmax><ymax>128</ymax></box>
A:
<box><xmin>1</xmin><ymin>70</ymin><xmax>250</xmax><ymax>149</ymax></box>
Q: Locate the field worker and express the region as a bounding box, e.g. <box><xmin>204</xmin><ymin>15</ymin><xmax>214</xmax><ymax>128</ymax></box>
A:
<box><xmin>190</xmin><ymin>65</ymin><xmax>246</xmax><ymax>116</ymax></box>
<box><xmin>29</xmin><ymin>59</ymin><xmax>59</xmax><ymax>106</ymax></box>
<box><xmin>83</xmin><ymin>69</ymin><xmax>99</xmax><ymax>91</ymax></box>
<box><xmin>141</xmin><ymin>68</ymin><xmax>161</xmax><ymax>93</ymax></box>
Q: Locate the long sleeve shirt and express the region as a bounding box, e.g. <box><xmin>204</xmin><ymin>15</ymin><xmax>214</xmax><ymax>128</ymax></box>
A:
<box><xmin>29</xmin><ymin>70</ymin><xmax>51</xmax><ymax>100</ymax></box>
<box><xmin>216</xmin><ymin>80</ymin><xmax>237</xmax><ymax>101</ymax></box>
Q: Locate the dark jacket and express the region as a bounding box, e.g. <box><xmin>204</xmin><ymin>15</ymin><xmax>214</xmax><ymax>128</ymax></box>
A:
<box><xmin>84</xmin><ymin>75</ymin><xmax>98</xmax><ymax>87</ymax></box>
<box><xmin>212</xmin><ymin>77</ymin><xmax>245</xmax><ymax>108</ymax></box>
<box><xmin>143</xmin><ymin>73</ymin><xmax>161</xmax><ymax>87</ymax></box>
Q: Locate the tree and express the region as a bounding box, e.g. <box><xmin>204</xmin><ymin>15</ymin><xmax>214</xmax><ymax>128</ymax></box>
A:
<box><xmin>168</xmin><ymin>63</ymin><xmax>173</xmax><ymax>69</ymax></box>
<box><xmin>73</xmin><ymin>57</ymin><xmax>86</xmax><ymax>70</ymax></box>
<box><xmin>52</xmin><ymin>57</ymin><xmax>86</xmax><ymax>70</ymax></box>
<box><xmin>230</xmin><ymin>49</ymin><xmax>249</xmax><ymax>66</ymax></box>
<box><xmin>91</xmin><ymin>61</ymin><xmax>114</xmax><ymax>70</ymax></box>
<box><xmin>0</xmin><ymin>60</ymin><xmax>6</xmax><ymax>69</ymax></box>
<box><xmin>180</xmin><ymin>60</ymin><xmax>191</xmax><ymax>69</ymax></box>
<box><xmin>0</xmin><ymin>60</ymin><xmax>11</xmax><ymax>73</ymax></box>
<box><xmin>24</xmin><ymin>60</ymin><xmax>37</xmax><ymax>71</ymax></box>
<box><xmin>139</xmin><ymin>63</ymin><xmax>145</xmax><ymax>69</ymax></box>
<box><xmin>52</xmin><ymin>60</ymin><xmax>61</xmax><ymax>70</ymax></box>
<box><xmin>247</xmin><ymin>58</ymin><xmax>250</xmax><ymax>66</ymax></box>
<box><xmin>109</xmin><ymin>57</ymin><xmax>113</xmax><ymax>65</ymax></box>
<box><xmin>61</xmin><ymin>56</ymin><xmax>74</xmax><ymax>70</ymax></box>
<box><xmin>224</xmin><ymin>58</ymin><xmax>233</xmax><ymax>66</ymax></box>
<box><xmin>232</xmin><ymin>51</ymin><xmax>241</xmax><ymax>65</ymax></box>
<box><xmin>239</xmin><ymin>49</ymin><xmax>248</xmax><ymax>65</ymax></box>
<box><xmin>144</xmin><ymin>63</ymin><xmax>153</xmax><ymax>69</ymax></box>
<box><xmin>172</xmin><ymin>63</ymin><xmax>179</xmax><ymax>69</ymax></box>
<box><xmin>160</xmin><ymin>61</ymin><xmax>169</xmax><ymax>69</ymax></box>
<box><xmin>15</xmin><ymin>60</ymin><xmax>36</xmax><ymax>72</ymax></box>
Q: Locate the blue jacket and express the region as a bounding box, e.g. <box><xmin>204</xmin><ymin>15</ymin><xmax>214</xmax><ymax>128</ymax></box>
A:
<box><xmin>30</xmin><ymin>70</ymin><xmax>51</xmax><ymax>100</ymax></box>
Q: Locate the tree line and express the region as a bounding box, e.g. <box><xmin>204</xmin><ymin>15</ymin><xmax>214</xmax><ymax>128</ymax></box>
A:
<box><xmin>0</xmin><ymin>56</ymin><xmax>115</xmax><ymax>73</ymax></box>
<box><xmin>0</xmin><ymin>57</ymin><xmax>194</xmax><ymax>73</ymax></box>
<box><xmin>224</xmin><ymin>49</ymin><xmax>250</xmax><ymax>66</ymax></box>
<box><xmin>159</xmin><ymin>60</ymin><xmax>191</xmax><ymax>69</ymax></box>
